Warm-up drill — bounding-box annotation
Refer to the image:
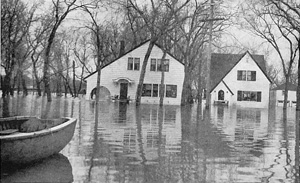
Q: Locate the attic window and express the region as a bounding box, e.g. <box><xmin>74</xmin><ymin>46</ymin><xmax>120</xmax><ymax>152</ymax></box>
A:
<box><xmin>237</xmin><ymin>70</ymin><xmax>256</xmax><ymax>81</ymax></box>
<box><xmin>128</xmin><ymin>57</ymin><xmax>140</xmax><ymax>71</ymax></box>
<box><xmin>150</xmin><ymin>58</ymin><xmax>169</xmax><ymax>72</ymax></box>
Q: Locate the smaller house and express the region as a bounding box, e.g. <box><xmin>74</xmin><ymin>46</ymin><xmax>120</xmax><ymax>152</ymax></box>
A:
<box><xmin>272</xmin><ymin>83</ymin><xmax>297</xmax><ymax>107</ymax></box>
<box><xmin>209</xmin><ymin>51</ymin><xmax>272</xmax><ymax>108</ymax></box>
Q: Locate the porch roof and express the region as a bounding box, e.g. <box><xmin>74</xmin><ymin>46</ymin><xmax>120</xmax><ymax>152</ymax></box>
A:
<box><xmin>112</xmin><ymin>77</ymin><xmax>134</xmax><ymax>84</ymax></box>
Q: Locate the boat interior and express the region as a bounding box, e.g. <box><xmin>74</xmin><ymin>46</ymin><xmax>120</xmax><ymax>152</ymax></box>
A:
<box><xmin>0</xmin><ymin>117</ymin><xmax>67</xmax><ymax>135</ymax></box>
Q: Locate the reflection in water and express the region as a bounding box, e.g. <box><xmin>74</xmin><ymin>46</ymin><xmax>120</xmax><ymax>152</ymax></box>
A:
<box><xmin>1</xmin><ymin>153</ymin><xmax>73</xmax><ymax>183</ymax></box>
<box><xmin>0</xmin><ymin>96</ymin><xmax>299</xmax><ymax>182</ymax></box>
<box><xmin>1</xmin><ymin>97</ymin><xmax>10</xmax><ymax>117</ymax></box>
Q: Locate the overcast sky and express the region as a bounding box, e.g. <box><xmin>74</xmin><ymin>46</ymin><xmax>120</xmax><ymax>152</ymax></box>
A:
<box><xmin>15</xmin><ymin>0</ymin><xmax>295</xmax><ymax>79</ymax></box>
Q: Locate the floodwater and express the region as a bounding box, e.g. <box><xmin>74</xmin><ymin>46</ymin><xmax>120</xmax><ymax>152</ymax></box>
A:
<box><xmin>0</xmin><ymin>94</ymin><xmax>299</xmax><ymax>183</ymax></box>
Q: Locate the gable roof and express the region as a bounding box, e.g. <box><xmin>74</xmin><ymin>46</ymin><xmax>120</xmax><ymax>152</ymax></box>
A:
<box><xmin>272</xmin><ymin>83</ymin><xmax>297</xmax><ymax>91</ymax></box>
<box><xmin>222</xmin><ymin>80</ymin><xmax>234</xmax><ymax>95</ymax></box>
<box><xmin>84</xmin><ymin>40</ymin><xmax>183</xmax><ymax>80</ymax></box>
<box><xmin>210</xmin><ymin>51</ymin><xmax>271</xmax><ymax>92</ymax></box>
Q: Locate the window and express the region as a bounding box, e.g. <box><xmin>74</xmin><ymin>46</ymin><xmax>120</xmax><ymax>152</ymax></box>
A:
<box><xmin>149</xmin><ymin>58</ymin><xmax>169</xmax><ymax>72</ymax></box>
<box><xmin>128</xmin><ymin>57</ymin><xmax>140</xmax><ymax>70</ymax></box>
<box><xmin>157</xmin><ymin>59</ymin><xmax>162</xmax><ymax>71</ymax></box>
<box><xmin>163</xmin><ymin>59</ymin><xmax>169</xmax><ymax>72</ymax></box>
<box><xmin>166</xmin><ymin>85</ymin><xmax>177</xmax><ymax>98</ymax></box>
<box><xmin>150</xmin><ymin>59</ymin><xmax>156</xmax><ymax>71</ymax></box>
<box><xmin>247</xmin><ymin>71</ymin><xmax>256</xmax><ymax>81</ymax></box>
<box><xmin>152</xmin><ymin>84</ymin><xmax>158</xmax><ymax>97</ymax></box>
<box><xmin>142</xmin><ymin>84</ymin><xmax>152</xmax><ymax>97</ymax></box>
<box><xmin>134</xmin><ymin>58</ymin><xmax>140</xmax><ymax>70</ymax></box>
<box><xmin>142</xmin><ymin>84</ymin><xmax>159</xmax><ymax>97</ymax></box>
<box><xmin>237</xmin><ymin>70</ymin><xmax>246</xmax><ymax>80</ymax></box>
<box><xmin>237</xmin><ymin>91</ymin><xmax>261</xmax><ymax>102</ymax></box>
<box><xmin>237</xmin><ymin>70</ymin><xmax>256</xmax><ymax>81</ymax></box>
<box><xmin>128</xmin><ymin>58</ymin><xmax>133</xmax><ymax>70</ymax></box>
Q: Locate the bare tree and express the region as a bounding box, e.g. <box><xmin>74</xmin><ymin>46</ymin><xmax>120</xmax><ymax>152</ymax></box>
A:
<box><xmin>242</xmin><ymin>0</ymin><xmax>299</xmax><ymax>110</ymax></box>
<box><xmin>1</xmin><ymin>0</ymin><xmax>36</xmax><ymax>97</ymax></box>
<box><xmin>123</xmin><ymin>0</ymin><xmax>190</xmax><ymax>105</ymax></box>
<box><xmin>73</xmin><ymin>33</ymin><xmax>93</xmax><ymax>96</ymax></box>
<box><xmin>43</xmin><ymin>0</ymin><xmax>96</xmax><ymax>102</ymax></box>
<box><xmin>83</xmin><ymin>4</ymin><xmax>116</xmax><ymax>109</ymax></box>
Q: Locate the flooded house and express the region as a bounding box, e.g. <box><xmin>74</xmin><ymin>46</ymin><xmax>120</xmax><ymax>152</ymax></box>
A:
<box><xmin>272</xmin><ymin>82</ymin><xmax>297</xmax><ymax>107</ymax></box>
<box><xmin>209</xmin><ymin>51</ymin><xmax>272</xmax><ymax>108</ymax></box>
<box><xmin>84</xmin><ymin>40</ymin><xmax>185</xmax><ymax>105</ymax></box>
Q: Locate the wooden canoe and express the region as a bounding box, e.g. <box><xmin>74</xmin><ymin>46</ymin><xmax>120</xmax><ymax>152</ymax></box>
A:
<box><xmin>0</xmin><ymin>116</ymin><xmax>77</xmax><ymax>164</ymax></box>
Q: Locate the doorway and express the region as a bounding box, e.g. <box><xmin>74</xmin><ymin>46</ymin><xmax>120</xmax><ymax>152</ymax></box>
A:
<box><xmin>120</xmin><ymin>83</ymin><xmax>128</xmax><ymax>100</ymax></box>
<box><xmin>218</xmin><ymin>90</ymin><xmax>224</xmax><ymax>100</ymax></box>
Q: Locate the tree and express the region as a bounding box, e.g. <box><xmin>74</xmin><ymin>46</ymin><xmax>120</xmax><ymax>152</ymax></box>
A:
<box><xmin>123</xmin><ymin>0</ymin><xmax>190</xmax><ymax>105</ymax></box>
<box><xmin>43</xmin><ymin>0</ymin><xmax>95</xmax><ymax>102</ymax></box>
<box><xmin>242</xmin><ymin>0</ymin><xmax>299</xmax><ymax>110</ymax></box>
<box><xmin>73</xmin><ymin>33</ymin><xmax>93</xmax><ymax>96</ymax></box>
<box><xmin>1</xmin><ymin>0</ymin><xmax>36</xmax><ymax>97</ymax></box>
<box><xmin>83</xmin><ymin>4</ymin><xmax>120</xmax><ymax>110</ymax></box>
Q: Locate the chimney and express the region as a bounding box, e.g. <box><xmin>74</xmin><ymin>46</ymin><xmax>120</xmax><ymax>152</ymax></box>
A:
<box><xmin>119</xmin><ymin>40</ymin><xmax>125</xmax><ymax>57</ymax></box>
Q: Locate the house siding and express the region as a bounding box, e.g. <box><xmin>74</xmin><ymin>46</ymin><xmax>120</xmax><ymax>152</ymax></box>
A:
<box><xmin>211</xmin><ymin>53</ymin><xmax>270</xmax><ymax>108</ymax></box>
<box><xmin>275</xmin><ymin>90</ymin><xmax>297</xmax><ymax>107</ymax></box>
<box><xmin>85</xmin><ymin>41</ymin><xmax>184</xmax><ymax>105</ymax></box>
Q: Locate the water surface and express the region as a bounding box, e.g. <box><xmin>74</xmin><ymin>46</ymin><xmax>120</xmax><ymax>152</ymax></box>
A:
<box><xmin>1</xmin><ymin>94</ymin><xmax>299</xmax><ymax>183</ymax></box>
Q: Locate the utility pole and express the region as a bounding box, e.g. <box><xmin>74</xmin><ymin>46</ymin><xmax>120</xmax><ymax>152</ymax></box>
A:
<box><xmin>205</xmin><ymin>0</ymin><xmax>214</xmax><ymax>109</ymax></box>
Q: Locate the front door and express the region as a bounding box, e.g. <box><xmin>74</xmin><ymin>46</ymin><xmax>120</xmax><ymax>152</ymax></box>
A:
<box><xmin>218</xmin><ymin>90</ymin><xmax>224</xmax><ymax>100</ymax></box>
<box><xmin>120</xmin><ymin>83</ymin><xmax>128</xmax><ymax>100</ymax></box>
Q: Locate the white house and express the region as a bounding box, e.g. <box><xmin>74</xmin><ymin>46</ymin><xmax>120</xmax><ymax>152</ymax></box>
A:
<box><xmin>273</xmin><ymin>83</ymin><xmax>297</xmax><ymax>107</ymax></box>
<box><xmin>209</xmin><ymin>51</ymin><xmax>272</xmax><ymax>108</ymax></box>
<box><xmin>84</xmin><ymin>40</ymin><xmax>185</xmax><ymax>105</ymax></box>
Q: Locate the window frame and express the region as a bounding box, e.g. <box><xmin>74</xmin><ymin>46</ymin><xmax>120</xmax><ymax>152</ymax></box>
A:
<box><xmin>237</xmin><ymin>90</ymin><xmax>262</xmax><ymax>102</ymax></box>
<box><xmin>128</xmin><ymin>57</ymin><xmax>134</xmax><ymax>70</ymax></box>
<box><xmin>134</xmin><ymin>58</ymin><xmax>140</xmax><ymax>70</ymax></box>
<box><xmin>166</xmin><ymin>85</ymin><xmax>177</xmax><ymax>98</ymax></box>
<box><xmin>150</xmin><ymin>59</ymin><xmax>156</xmax><ymax>71</ymax></box>
<box><xmin>237</xmin><ymin>70</ymin><xmax>256</xmax><ymax>81</ymax></box>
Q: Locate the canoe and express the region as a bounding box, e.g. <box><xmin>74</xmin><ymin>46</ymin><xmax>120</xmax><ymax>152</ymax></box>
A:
<box><xmin>0</xmin><ymin>116</ymin><xmax>77</xmax><ymax>164</ymax></box>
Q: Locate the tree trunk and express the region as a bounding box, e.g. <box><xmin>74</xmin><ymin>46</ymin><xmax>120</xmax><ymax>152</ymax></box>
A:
<box><xmin>205</xmin><ymin>0</ymin><xmax>214</xmax><ymax>109</ymax></box>
<box><xmin>136</xmin><ymin>39</ymin><xmax>156</xmax><ymax>105</ymax></box>
<box><xmin>95</xmin><ymin>26</ymin><xmax>102</xmax><ymax>111</ymax></box>
<box><xmin>296</xmin><ymin>39</ymin><xmax>300</xmax><ymax>167</ymax></box>
<box><xmin>2</xmin><ymin>74</ymin><xmax>11</xmax><ymax>98</ymax></box>
<box><xmin>181</xmin><ymin>65</ymin><xmax>193</xmax><ymax>105</ymax></box>
<box><xmin>64</xmin><ymin>82</ymin><xmax>68</xmax><ymax>97</ymax></box>
<box><xmin>197</xmin><ymin>57</ymin><xmax>203</xmax><ymax>108</ymax></box>
<box><xmin>159</xmin><ymin>51</ymin><xmax>167</xmax><ymax>106</ymax></box>
<box><xmin>22</xmin><ymin>77</ymin><xmax>28</xmax><ymax>96</ymax></box>
<box><xmin>283</xmin><ymin>76</ymin><xmax>289</xmax><ymax>110</ymax></box>
<box><xmin>72</xmin><ymin>60</ymin><xmax>77</xmax><ymax>97</ymax></box>
<box><xmin>44</xmin><ymin>44</ymin><xmax>52</xmax><ymax>102</ymax></box>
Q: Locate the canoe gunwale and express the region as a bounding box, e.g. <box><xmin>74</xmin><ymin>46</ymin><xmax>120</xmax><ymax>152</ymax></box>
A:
<box><xmin>0</xmin><ymin>117</ymin><xmax>76</xmax><ymax>140</ymax></box>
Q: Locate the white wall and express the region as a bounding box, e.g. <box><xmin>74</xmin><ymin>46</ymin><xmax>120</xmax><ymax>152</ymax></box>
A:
<box><xmin>211</xmin><ymin>53</ymin><xmax>270</xmax><ymax>108</ymax></box>
<box><xmin>85</xmin><ymin>41</ymin><xmax>185</xmax><ymax>105</ymax></box>
<box><xmin>275</xmin><ymin>90</ymin><xmax>297</xmax><ymax>107</ymax></box>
